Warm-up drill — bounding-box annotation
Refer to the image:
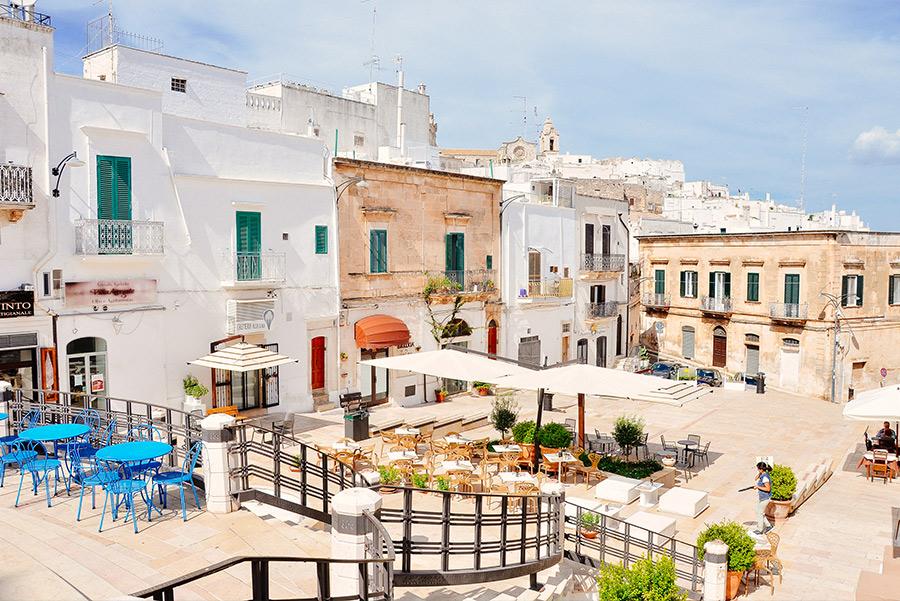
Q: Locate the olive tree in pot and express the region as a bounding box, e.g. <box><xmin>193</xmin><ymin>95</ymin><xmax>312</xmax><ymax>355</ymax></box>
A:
<box><xmin>490</xmin><ymin>394</ymin><xmax>519</xmax><ymax>441</ymax></box>
<box><xmin>612</xmin><ymin>415</ymin><xmax>644</xmax><ymax>461</ymax></box>
<box><xmin>696</xmin><ymin>520</ymin><xmax>755</xmax><ymax>601</ymax></box>
<box><xmin>765</xmin><ymin>464</ymin><xmax>797</xmax><ymax>520</ymax></box>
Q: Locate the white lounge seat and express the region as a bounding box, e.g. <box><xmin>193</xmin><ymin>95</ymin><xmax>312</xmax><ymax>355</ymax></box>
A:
<box><xmin>593</xmin><ymin>474</ymin><xmax>642</xmax><ymax>504</ymax></box>
<box><xmin>658</xmin><ymin>487</ymin><xmax>709</xmax><ymax>518</ymax></box>
<box><xmin>625</xmin><ymin>511</ymin><xmax>677</xmax><ymax>544</ymax></box>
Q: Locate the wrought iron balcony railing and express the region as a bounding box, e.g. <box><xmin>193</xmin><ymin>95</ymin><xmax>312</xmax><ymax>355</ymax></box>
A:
<box><xmin>425</xmin><ymin>269</ymin><xmax>496</xmax><ymax>295</ymax></box>
<box><xmin>522</xmin><ymin>277</ymin><xmax>574</xmax><ymax>298</ymax></box>
<box><xmin>700</xmin><ymin>295</ymin><xmax>733</xmax><ymax>314</ymax></box>
<box><xmin>643</xmin><ymin>293</ymin><xmax>671</xmax><ymax>308</ymax></box>
<box><xmin>74</xmin><ymin>219</ymin><xmax>164</xmax><ymax>255</ymax></box>
<box><xmin>770</xmin><ymin>302</ymin><xmax>808</xmax><ymax>320</ymax></box>
<box><xmin>229</xmin><ymin>251</ymin><xmax>286</xmax><ymax>284</ymax></box>
<box><xmin>587</xmin><ymin>300</ymin><xmax>620</xmax><ymax>319</ymax></box>
<box><xmin>0</xmin><ymin>163</ymin><xmax>34</xmax><ymax>206</ymax></box>
<box><xmin>581</xmin><ymin>253</ymin><xmax>625</xmax><ymax>272</ymax></box>
<box><xmin>1</xmin><ymin>4</ymin><xmax>51</xmax><ymax>26</ymax></box>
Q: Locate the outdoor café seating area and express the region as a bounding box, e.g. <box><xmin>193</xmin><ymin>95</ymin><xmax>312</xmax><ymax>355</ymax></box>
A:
<box><xmin>0</xmin><ymin>406</ymin><xmax>203</xmax><ymax>533</ymax></box>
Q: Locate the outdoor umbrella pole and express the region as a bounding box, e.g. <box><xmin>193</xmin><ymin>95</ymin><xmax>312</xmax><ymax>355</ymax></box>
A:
<box><xmin>533</xmin><ymin>387</ymin><xmax>545</xmax><ymax>474</ymax></box>
<box><xmin>577</xmin><ymin>392</ymin><xmax>585</xmax><ymax>449</ymax></box>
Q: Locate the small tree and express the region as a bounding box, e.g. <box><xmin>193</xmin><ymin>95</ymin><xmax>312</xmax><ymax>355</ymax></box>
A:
<box><xmin>597</xmin><ymin>555</ymin><xmax>686</xmax><ymax>601</ymax></box>
<box><xmin>696</xmin><ymin>520</ymin><xmax>756</xmax><ymax>573</ymax></box>
<box><xmin>612</xmin><ymin>415</ymin><xmax>645</xmax><ymax>460</ymax></box>
<box><xmin>490</xmin><ymin>394</ymin><xmax>519</xmax><ymax>440</ymax></box>
<box><xmin>769</xmin><ymin>464</ymin><xmax>797</xmax><ymax>501</ymax></box>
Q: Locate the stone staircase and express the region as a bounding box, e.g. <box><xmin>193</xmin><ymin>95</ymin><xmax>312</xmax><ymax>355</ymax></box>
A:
<box><xmin>630</xmin><ymin>381</ymin><xmax>713</xmax><ymax>406</ymax></box>
<box><xmin>313</xmin><ymin>390</ymin><xmax>336</xmax><ymax>412</ymax></box>
<box><xmin>856</xmin><ymin>545</ymin><xmax>900</xmax><ymax>600</ymax></box>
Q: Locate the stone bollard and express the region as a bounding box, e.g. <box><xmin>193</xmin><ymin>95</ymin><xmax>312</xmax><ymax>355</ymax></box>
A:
<box><xmin>200</xmin><ymin>413</ymin><xmax>238</xmax><ymax>514</ymax></box>
<box><xmin>703</xmin><ymin>539</ymin><xmax>728</xmax><ymax>601</ymax></box>
<box><xmin>330</xmin><ymin>487</ymin><xmax>383</xmax><ymax>598</ymax></box>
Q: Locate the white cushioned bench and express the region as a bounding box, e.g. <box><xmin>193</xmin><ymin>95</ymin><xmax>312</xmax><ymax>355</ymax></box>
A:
<box><xmin>593</xmin><ymin>474</ymin><xmax>642</xmax><ymax>504</ymax></box>
<box><xmin>658</xmin><ymin>487</ymin><xmax>709</xmax><ymax>518</ymax></box>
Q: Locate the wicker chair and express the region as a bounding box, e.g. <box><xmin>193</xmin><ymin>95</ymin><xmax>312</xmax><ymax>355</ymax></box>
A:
<box><xmin>576</xmin><ymin>451</ymin><xmax>603</xmax><ymax>486</ymax></box>
<box><xmin>872</xmin><ymin>449</ymin><xmax>893</xmax><ymax>483</ymax></box>
<box><xmin>748</xmin><ymin>531</ymin><xmax>782</xmax><ymax>596</ymax></box>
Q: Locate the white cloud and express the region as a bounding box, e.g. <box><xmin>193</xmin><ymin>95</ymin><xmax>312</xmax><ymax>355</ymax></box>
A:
<box><xmin>851</xmin><ymin>127</ymin><xmax>900</xmax><ymax>165</ymax></box>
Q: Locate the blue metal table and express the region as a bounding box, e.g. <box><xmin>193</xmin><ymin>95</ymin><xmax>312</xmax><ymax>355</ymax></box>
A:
<box><xmin>0</xmin><ymin>412</ymin><xmax>8</xmax><ymax>421</ymax></box>
<box><xmin>96</xmin><ymin>441</ymin><xmax>173</xmax><ymax>463</ymax></box>
<box><xmin>20</xmin><ymin>424</ymin><xmax>90</xmax><ymax>442</ymax></box>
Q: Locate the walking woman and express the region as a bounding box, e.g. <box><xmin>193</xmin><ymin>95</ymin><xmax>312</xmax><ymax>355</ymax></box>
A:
<box><xmin>754</xmin><ymin>461</ymin><xmax>773</xmax><ymax>535</ymax></box>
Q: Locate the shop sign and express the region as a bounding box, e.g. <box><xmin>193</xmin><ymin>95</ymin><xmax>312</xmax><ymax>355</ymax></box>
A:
<box><xmin>0</xmin><ymin>290</ymin><xmax>34</xmax><ymax>319</ymax></box>
<box><xmin>90</xmin><ymin>373</ymin><xmax>105</xmax><ymax>393</ymax></box>
<box><xmin>65</xmin><ymin>279</ymin><xmax>157</xmax><ymax>310</ymax></box>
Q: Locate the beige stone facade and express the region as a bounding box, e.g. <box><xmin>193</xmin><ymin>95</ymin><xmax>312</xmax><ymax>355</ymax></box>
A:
<box><xmin>334</xmin><ymin>159</ymin><xmax>501</xmax><ymax>406</ymax></box>
<box><xmin>638</xmin><ymin>231</ymin><xmax>900</xmax><ymax>400</ymax></box>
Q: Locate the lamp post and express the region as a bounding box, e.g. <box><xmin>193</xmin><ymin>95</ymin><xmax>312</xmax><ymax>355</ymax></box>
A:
<box><xmin>51</xmin><ymin>151</ymin><xmax>85</xmax><ymax>197</ymax></box>
<box><xmin>820</xmin><ymin>291</ymin><xmax>847</xmax><ymax>404</ymax></box>
<box><xmin>335</xmin><ymin>176</ymin><xmax>368</xmax><ymax>205</ymax></box>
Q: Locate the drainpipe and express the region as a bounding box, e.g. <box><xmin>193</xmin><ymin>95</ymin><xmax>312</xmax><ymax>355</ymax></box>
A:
<box><xmin>617</xmin><ymin>212</ymin><xmax>631</xmax><ymax>355</ymax></box>
<box><xmin>326</xmin><ymin>153</ymin><xmax>342</xmax><ymax>406</ymax></box>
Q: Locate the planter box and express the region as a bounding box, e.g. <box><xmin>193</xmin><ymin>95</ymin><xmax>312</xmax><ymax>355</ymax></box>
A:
<box><xmin>647</xmin><ymin>467</ymin><xmax>677</xmax><ymax>489</ymax></box>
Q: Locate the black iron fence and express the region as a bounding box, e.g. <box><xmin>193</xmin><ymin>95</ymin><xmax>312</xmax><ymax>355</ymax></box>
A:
<box><xmin>581</xmin><ymin>253</ymin><xmax>626</xmax><ymax>272</ymax></box>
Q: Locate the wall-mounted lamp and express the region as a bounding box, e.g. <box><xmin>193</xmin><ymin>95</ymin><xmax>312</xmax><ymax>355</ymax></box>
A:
<box><xmin>51</xmin><ymin>151</ymin><xmax>85</xmax><ymax>197</ymax></box>
<box><xmin>335</xmin><ymin>176</ymin><xmax>368</xmax><ymax>205</ymax></box>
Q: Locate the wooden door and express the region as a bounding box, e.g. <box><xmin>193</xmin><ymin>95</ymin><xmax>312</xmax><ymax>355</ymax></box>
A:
<box><xmin>310</xmin><ymin>336</ymin><xmax>326</xmax><ymax>390</ymax></box>
<box><xmin>596</xmin><ymin>336</ymin><xmax>607</xmax><ymax>368</ymax></box>
<box><xmin>712</xmin><ymin>332</ymin><xmax>727</xmax><ymax>368</ymax></box>
<box><xmin>562</xmin><ymin>335</ymin><xmax>570</xmax><ymax>363</ymax></box>
<box><xmin>487</xmin><ymin>322</ymin><xmax>498</xmax><ymax>357</ymax></box>
<box><xmin>584</xmin><ymin>223</ymin><xmax>594</xmax><ymax>255</ymax></box>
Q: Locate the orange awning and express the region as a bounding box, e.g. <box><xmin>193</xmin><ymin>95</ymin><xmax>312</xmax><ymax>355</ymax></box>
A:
<box><xmin>354</xmin><ymin>315</ymin><xmax>411</xmax><ymax>349</ymax></box>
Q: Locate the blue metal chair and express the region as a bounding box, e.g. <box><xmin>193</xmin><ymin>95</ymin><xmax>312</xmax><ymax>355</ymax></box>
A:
<box><xmin>125</xmin><ymin>424</ymin><xmax>164</xmax><ymax>476</ymax></box>
<box><xmin>60</xmin><ymin>409</ymin><xmax>103</xmax><ymax>486</ymax></box>
<box><xmin>69</xmin><ymin>445</ymin><xmax>119</xmax><ymax>522</ymax></box>
<box><xmin>100</xmin><ymin>463</ymin><xmax>152</xmax><ymax>534</ymax></box>
<box><xmin>15</xmin><ymin>440</ymin><xmax>65</xmax><ymax>507</ymax></box>
<box><xmin>153</xmin><ymin>441</ymin><xmax>203</xmax><ymax>520</ymax></box>
<box><xmin>0</xmin><ymin>408</ymin><xmax>42</xmax><ymax>448</ymax></box>
<box><xmin>0</xmin><ymin>439</ymin><xmax>38</xmax><ymax>488</ymax></box>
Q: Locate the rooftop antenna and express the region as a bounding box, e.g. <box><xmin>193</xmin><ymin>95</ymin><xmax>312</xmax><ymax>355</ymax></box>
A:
<box><xmin>793</xmin><ymin>106</ymin><xmax>808</xmax><ymax>213</ymax></box>
<box><xmin>512</xmin><ymin>95</ymin><xmax>527</xmax><ymax>137</ymax></box>
<box><xmin>362</xmin><ymin>0</ymin><xmax>379</xmax><ymax>82</ymax></box>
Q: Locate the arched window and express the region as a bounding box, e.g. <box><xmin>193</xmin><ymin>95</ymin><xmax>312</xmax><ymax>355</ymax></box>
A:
<box><xmin>713</xmin><ymin>326</ymin><xmax>727</xmax><ymax>337</ymax></box>
<box><xmin>66</xmin><ymin>337</ymin><xmax>107</xmax><ymax>354</ymax></box>
<box><xmin>440</xmin><ymin>318</ymin><xmax>472</xmax><ymax>339</ymax></box>
<box><xmin>783</xmin><ymin>337</ymin><xmax>800</xmax><ymax>348</ymax></box>
<box><xmin>66</xmin><ymin>337</ymin><xmax>108</xmax><ymax>401</ymax></box>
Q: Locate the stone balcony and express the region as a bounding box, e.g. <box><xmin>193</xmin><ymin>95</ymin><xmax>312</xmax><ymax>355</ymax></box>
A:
<box><xmin>642</xmin><ymin>292</ymin><xmax>671</xmax><ymax>311</ymax></box>
<box><xmin>770</xmin><ymin>302</ymin><xmax>809</xmax><ymax>322</ymax></box>
<box><xmin>74</xmin><ymin>219</ymin><xmax>165</xmax><ymax>256</ymax></box>
<box><xmin>700</xmin><ymin>295</ymin><xmax>733</xmax><ymax>316</ymax></box>
<box><xmin>580</xmin><ymin>253</ymin><xmax>625</xmax><ymax>275</ymax></box>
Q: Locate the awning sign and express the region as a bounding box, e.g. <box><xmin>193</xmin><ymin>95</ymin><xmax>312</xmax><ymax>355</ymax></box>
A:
<box><xmin>0</xmin><ymin>290</ymin><xmax>35</xmax><ymax>319</ymax></box>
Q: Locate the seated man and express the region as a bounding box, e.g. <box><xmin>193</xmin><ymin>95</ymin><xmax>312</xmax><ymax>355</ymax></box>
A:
<box><xmin>875</xmin><ymin>421</ymin><xmax>896</xmax><ymax>450</ymax></box>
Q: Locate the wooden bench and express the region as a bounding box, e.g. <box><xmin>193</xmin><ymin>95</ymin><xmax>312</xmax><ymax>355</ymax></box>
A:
<box><xmin>207</xmin><ymin>405</ymin><xmax>240</xmax><ymax>418</ymax></box>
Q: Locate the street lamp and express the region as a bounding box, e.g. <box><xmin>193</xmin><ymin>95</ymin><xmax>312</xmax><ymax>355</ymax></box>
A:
<box><xmin>335</xmin><ymin>176</ymin><xmax>368</xmax><ymax>204</ymax></box>
<box><xmin>51</xmin><ymin>151</ymin><xmax>85</xmax><ymax>198</ymax></box>
<box><xmin>820</xmin><ymin>291</ymin><xmax>850</xmax><ymax>404</ymax></box>
<box><xmin>499</xmin><ymin>193</ymin><xmax>526</xmax><ymax>217</ymax></box>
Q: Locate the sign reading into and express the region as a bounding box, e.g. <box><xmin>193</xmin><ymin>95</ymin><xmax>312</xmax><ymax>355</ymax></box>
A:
<box><xmin>0</xmin><ymin>290</ymin><xmax>35</xmax><ymax>319</ymax></box>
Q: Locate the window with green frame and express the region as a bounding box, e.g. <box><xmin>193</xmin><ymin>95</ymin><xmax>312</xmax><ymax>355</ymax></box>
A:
<box><xmin>746</xmin><ymin>272</ymin><xmax>760</xmax><ymax>302</ymax></box>
<box><xmin>654</xmin><ymin>269</ymin><xmax>666</xmax><ymax>294</ymax></box>
<box><xmin>96</xmin><ymin>155</ymin><xmax>132</xmax><ymax>221</ymax></box>
<box><xmin>369</xmin><ymin>229</ymin><xmax>387</xmax><ymax>273</ymax></box>
<box><xmin>314</xmin><ymin>225</ymin><xmax>328</xmax><ymax>254</ymax></box>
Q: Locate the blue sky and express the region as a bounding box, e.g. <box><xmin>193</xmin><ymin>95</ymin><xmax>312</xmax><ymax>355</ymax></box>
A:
<box><xmin>41</xmin><ymin>1</ymin><xmax>900</xmax><ymax>228</ymax></box>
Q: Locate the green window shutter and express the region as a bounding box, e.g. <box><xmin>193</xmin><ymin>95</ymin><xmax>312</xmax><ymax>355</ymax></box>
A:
<box><xmin>655</xmin><ymin>269</ymin><xmax>665</xmax><ymax>294</ymax></box>
<box><xmin>857</xmin><ymin>275</ymin><xmax>864</xmax><ymax>306</ymax></box>
<box><xmin>97</xmin><ymin>156</ymin><xmax>132</xmax><ymax>220</ymax></box>
<box><xmin>841</xmin><ymin>275</ymin><xmax>849</xmax><ymax>307</ymax></box>
<box><xmin>486</xmin><ymin>255</ymin><xmax>493</xmax><ymax>270</ymax></box>
<box><xmin>370</xmin><ymin>230</ymin><xmax>387</xmax><ymax>273</ymax></box>
<box><xmin>679</xmin><ymin>271</ymin><xmax>686</xmax><ymax>297</ymax></box>
<box><xmin>97</xmin><ymin>157</ymin><xmax>114</xmax><ymax>219</ymax></box>
<box><xmin>747</xmin><ymin>273</ymin><xmax>759</xmax><ymax>302</ymax></box>
<box><xmin>445</xmin><ymin>234</ymin><xmax>453</xmax><ymax>272</ymax></box>
<box><xmin>890</xmin><ymin>276</ymin><xmax>896</xmax><ymax>306</ymax></box>
<box><xmin>723</xmin><ymin>273</ymin><xmax>731</xmax><ymax>298</ymax></box>
<box><xmin>784</xmin><ymin>274</ymin><xmax>800</xmax><ymax>304</ymax></box>
<box><xmin>236</xmin><ymin>211</ymin><xmax>261</xmax><ymax>253</ymax></box>
<box><xmin>114</xmin><ymin>156</ymin><xmax>132</xmax><ymax>220</ymax></box>
<box><xmin>709</xmin><ymin>272</ymin><xmax>715</xmax><ymax>297</ymax></box>
<box><xmin>315</xmin><ymin>225</ymin><xmax>328</xmax><ymax>254</ymax></box>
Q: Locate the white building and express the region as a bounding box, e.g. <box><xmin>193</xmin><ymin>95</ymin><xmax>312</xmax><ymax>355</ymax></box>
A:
<box><xmin>1</xmin><ymin>9</ymin><xmax>339</xmax><ymax>413</ymax></box>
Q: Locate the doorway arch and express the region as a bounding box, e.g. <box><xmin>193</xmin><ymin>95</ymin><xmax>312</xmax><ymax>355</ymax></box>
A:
<box><xmin>310</xmin><ymin>336</ymin><xmax>326</xmax><ymax>391</ymax></box>
<box><xmin>66</xmin><ymin>337</ymin><xmax>108</xmax><ymax>399</ymax></box>
<box><xmin>576</xmin><ymin>338</ymin><xmax>588</xmax><ymax>364</ymax></box>
<box><xmin>487</xmin><ymin>319</ymin><xmax>498</xmax><ymax>357</ymax></box>
<box><xmin>712</xmin><ymin>326</ymin><xmax>727</xmax><ymax>368</ymax></box>
<box><xmin>615</xmin><ymin>314</ymin><xmax>623</xmax><ymax>356</ymax></box>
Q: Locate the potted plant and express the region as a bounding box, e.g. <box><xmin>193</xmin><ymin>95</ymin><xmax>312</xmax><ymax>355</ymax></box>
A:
<box><xmin>182</xmin><ymin>375</ymin><xmax>209</xmax><ymax>409</ymax></box>
<box><xmin>434</xmin><ymin>388</ymin><xmax>448</xmax><ymax>403</ymax></box>
<box><xmin>597</xmin><ymin>555</ymin><xmax>686</xmax><ymax>601</ymax></box>
<box><xmin>765</xmin><ymin>464</ymin><xmax>797</xmax><ymax>520</ymax></box>
<box><xmin>435</xmin><ymin>476</ymin><xmax>450</xmax><ymax>492</ymax></box>
<box><xmin>474</xmin><ymin>382</ymin><xmax>492</xmax><ymax>396</ymax></box>
<box><xmin>536</xmin><ymin>422</ymin><xmax>573</xmax><ymax>456</ymax></box>
<box><xmin>377</xmin><ymin>465</ymin><xmax>402</xmax><ymax>491</ymax></box>
<box><xmin>490</xmin><ymin>395</ymin><xmax>519</xmax><ymax>440</ymax></box>
<box><xmin>612</xmin><ymin>415</ymin><xmax>644</xmax><ymax>461</ymax></box>
<box><xmin>512</xmin><ymin>420</ymin><xmax>536</xmax><ymax>464</ymax></box>
<box><xmin>290</xmin><ymin>454</ymin><xmax>302</xmax><ymax>472</ymax></box>
<box><xmin>411</xmin><ymin>472</ymin><xmax>429</xmax><ymax>489</ymax></box>
<box><xmin>580</xmin><ymin>511</ymin><xmax>600</xmax><ymax>539</ymax></box>
<box><xmin>696</xmin><ymin>521</ymin><xmax>756</xmax><ymax>600</ymax></box>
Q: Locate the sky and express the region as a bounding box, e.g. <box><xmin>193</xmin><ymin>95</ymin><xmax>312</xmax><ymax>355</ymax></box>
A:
<box><xmin>39</xmin><ymin>0</ymin><xmax>900</xmax><ymax>228</ymax></box>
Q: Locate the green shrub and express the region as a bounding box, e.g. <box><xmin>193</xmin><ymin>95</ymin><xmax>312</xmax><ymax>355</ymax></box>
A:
<box><xmin>435</xmin><ymin>476</ymin><xmax>450</xmax><ymax>491</ymax></box>
<box><xmin>378</xmin><ymin>465</ymin><xmax>401</xmax><ymax>486</ymax></box>
<box><xmin>490</xmin><ymin>395</ymin><xmax>519</xmax><ymax>439</ymax></box>
<box><xmin>578</xmin><ymin>452</ymin><xmax>663</xmax><ymax>479</ymax></box>
<box><xmin>597</xmin><ymin>555</ymin><xmax>686</xmax><ymax>601</ymax></box>
<box><xmin>580</xmin><ymin>511</ymin><xmax>600</xmax><ymax>531</ymax></box>
<box><xmin>182</xmin><ymin>375</ymin><xmax>209</xmax><ymax>398</ymax></box>
<box><xmin>769</xmin><ymin>464</ymin><xmax>797</xmax><ymax>501</ymax></box>
<box><xmin>512</xmin><ymin>420</ymin><xmax>536</xmax><ymax>444</ymax></box>
<box><xmin>696</xmin><ymin>521</ymin><xmax>756</xmax><ymax>572</ymax></box>
<box><xmin>536</xmin><ymin>422</ymin><xmax>573</xmax><ymax>449</ymax></box>
<box><xmin>612</xmin><ymin>415</ymin><xmax>645</xmax><ymax>459</ymax></box>
<box><xmin>410</xmin><ymin>473</ymin><xmax>429</xmax><ymax>489</ymax></box>
<box><xmin>423</xmin><ymin>274</ymin><xmax>461</xmax><ymax>296</ymax></box>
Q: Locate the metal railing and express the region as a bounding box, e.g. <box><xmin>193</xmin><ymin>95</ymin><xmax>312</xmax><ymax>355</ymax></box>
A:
<box><xmin>425</xmin><ymin>269</ymin><xmax>496</xmax><ymax>295</ymax></box>
<box><xmin>581</xmin><ymin>253</ymin><xmax>625</xmax><ymax>272</ymax></box>
<box><xmin>379</xmin><ymin>486</ymin><xmax>563</xmax><ymax>586</ymax></box>
<box><xmin>700</xmin><ymin>295</ymin><xmax>733</xmax><ymax>314</ymax></box>
<box><xmin>565</xmin><ymin>506</ymin><xmax>702</xmax><ymax>593</ymax></box>
<box><xmin>642</xmin><ymin>293</ymin><xmax>670</xmax><ymax>308</ymax></box>
<box><xmin>587</xmin><ymin>301</ymin><xmax>620</xmax><ymax>319</ymax></box>
<box><xmin>1</xmin><ymin>4</ymin><xmax>51</xmax><ymax>26</ymax></box>
<box><xmin>133</xmin><ymin>533</ymin><xmax>395</xmax><ymax>601</ymax></box>
<box><xmin>228</xmin><ymin>252</ymin><xmax>286</xmax><ymax>283</ymax></box>
<box><xmin>9</xmin><ymin>389</ymin><xmax>201</xmax><ymax>472</ymax></box>
<box><xmin>525</xmin><ymin>278</ymin><xmax>574</xmax><ymax>298</ymax></box>
<box><xmin>74</xmin><ymin>219</ymin><xmax>165</xmax><ymax>255</ymax></box>
<box><xmin>770</xmin><ymin>302</ymin><xmax>808</xmax><ymax>320</ymax></box>
<box><xmin>0</xmin><ymin>163</ymin><xmax>34</xmax><ymax>205</ymax></box>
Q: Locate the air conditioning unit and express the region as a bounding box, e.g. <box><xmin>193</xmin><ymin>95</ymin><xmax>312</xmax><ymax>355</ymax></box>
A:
<box><xmin>226</xmin><ymin>299</ymin><xmax>276</xmax><ymax>335</ymax></box>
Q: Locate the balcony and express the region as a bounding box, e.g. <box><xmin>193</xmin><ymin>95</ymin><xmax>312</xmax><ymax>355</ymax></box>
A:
<box><xmin>1</xmin><ymin>164</ymin><xmax>34</xmax><ymax>218</ymax></box>
<box><xmin>74</xmin><ymin>219</ymin><xmax>164</xmax><ymax>256</ymax></box>
<box><xmin>700</xmin><ymin>295</ymin><xmax>733</xmax><ymax>315</ymax></box>
<box><xmin>581</xmin><ymin>253</ymin><xmax>625</xmax><ymax>273</ymax></box>
<box><xmin>587</xmin><ymin>300</ymin><xmax>620</xmax><ymax>319</ymax></box>
<box><xmin>1</xmin><ymin>4</ymin><xmax>52</xmax><ymax>26</ymax></box>
<box><xmin>643</xmin><ymin>293</ymin><xmax>670</xmax><ymax>310</ymax></box>
<box><xmin>424</xmin><ymin>270</ymin><xmax>496</xmax><ymax>297</ymax></box>
<box><xmin>521</xmin><ymin>277</ymin><xmax>574</xmax><ymax>299</ymax></box>
<box><xmin>770</xmin><ymin>302</ymin><xmax>808</xmax><ymax>322</ymax></box>
<box><xmin>223</xmin><ymin>251</ymin><xmax>286</xmax><ymax>286</ymax></box>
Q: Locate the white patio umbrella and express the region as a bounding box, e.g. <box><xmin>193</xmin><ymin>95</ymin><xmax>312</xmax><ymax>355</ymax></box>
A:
<box><xmin>843</xmin><ymin>385</ymin><xmax>900</xmax><ymax>421</ymax></box>
<box><xmin>357</xmin><ymin>348</ymin><xmax>534</xmax><ymax>383</ymax></box>
<box><xmin>490</xmin><ymin>362</ymin><xmax>665</xmax><ymax>398</ymax></box>
<box><xmin>188</xmin><ymin>342</ymin><xmax>298</xmax><ymax>373</ymax></box>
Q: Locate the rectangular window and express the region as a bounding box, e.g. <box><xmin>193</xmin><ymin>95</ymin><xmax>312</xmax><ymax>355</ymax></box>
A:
<box><xmin>747</xmin><ymin>272</ymin><xmax>760</xmax><ymax>302</ymax></box>
<box><xmin>890</xmin><ymin>275</ymin><xmax>900</xmax><ymax>306</ymax></box>
<box><xmin>784</xmin><ymin>274</ymin><xmax>800</xmax><ymax>305</ymax></box>
<box><xmin>171</xmin><ymin>77</ymin><xmax>187</xmax><ymax>93</ymax></box>
<box><xmin>236</xmin><ymin>211</ymin><xmax>262</xmax><ymax>281</ymax></box>
<box><xmin>654</xmin><ymin>269</ymin><xmax>666</xmax><ymax>294</ymax></box>
<box><xmin>486</xmin><ymin>255</ymin><xmax>493</xmax><ymax>270</ymax></box>
<box><xmin>708</xmin><ymin>271</ymin><xmax>731</xmax><ymax>298</ymax></box>
<box><xmin>314</xmin><ymin>225</ymin><xmax>328</xmax><ymax>254</ymax></box>
<box><xmin>601</xmin><ymin>225</ymin><xmax>611</xmax><ymax>254</ymax></box>
<box><xmin>96</xmin><ymin>155</ymin><xmax>132</xmax><ymax>220</ymax></box>
<box><xmin>369</xmin><ymin>229</ymin><xmax>387</xmax><ymax>273</ymax></box>
<box><xmin>679</xmin><ymin>270</ymin><xmax>697</xmax><ymax>298</ymax></box>
<box><xmin>445</xmin><ymin>233</ymin><xmax>465</xmax><ymax>286</ymax></box>
<box><xmin>841</xmin><ymin>274</ymin><xmax>863</xmax><ymax>307</ymax></box>
<box><xmin>353</xmin><ymin>134</ymin><xmax>365</xmax><ymax>147</ymax></box>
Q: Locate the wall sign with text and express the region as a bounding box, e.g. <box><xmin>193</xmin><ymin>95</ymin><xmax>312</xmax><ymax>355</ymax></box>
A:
<box><xmin>0</xmin><ymin>290</ymin><xmax>35</xmax><ymax>319</ymax></box>
<box><xmin>65</xmin><ymin>279</ymin><xmax>158</xmax><ymax>310</ymax></box>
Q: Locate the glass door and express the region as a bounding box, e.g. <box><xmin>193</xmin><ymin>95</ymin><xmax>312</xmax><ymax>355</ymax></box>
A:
<box><xmin>0</xmin><ymin>348</ymin><xmax>38</xmax><ymax>392</ymax></box>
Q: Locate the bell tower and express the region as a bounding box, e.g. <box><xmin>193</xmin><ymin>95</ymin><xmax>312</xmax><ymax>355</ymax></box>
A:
<box><xmin>539</xmin><ymin>116</ymin><xmax>560</xmax><ymax>155</ymax></box>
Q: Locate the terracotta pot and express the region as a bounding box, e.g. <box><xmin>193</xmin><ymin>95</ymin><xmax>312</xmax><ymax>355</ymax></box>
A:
<box><xmin>478</xmin><ymin>388</ymin><xmax>489</xmax><ymax>396</ymax></box>
<box><xmin>435</xmin><ymin>391</ymin><xmax>446</xmax><ymax>403</ymax></box>
<box><xmin>581</xmin><ymin>529</ymin><xmax>598</xmax><ymax>539</ymax></box>
<box><xmin>765</xmin><ymin>499</ymin><xmax>791</xmax><ymax>520</ymax></box>
<box><xmin>725</xmin><ymin>570</ymin><xmax>744</xmax><ymax>600</ymax></box>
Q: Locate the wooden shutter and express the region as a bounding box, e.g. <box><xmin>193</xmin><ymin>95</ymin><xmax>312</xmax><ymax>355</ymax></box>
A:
<box><xmin>315</xmin><ymin>225</ymin><xmax>328</xmax><ymax>254</ymax></box>
<box><xmin>584</xmin><ymin>223</ymin><xmax>594</xmax><ymax>255</ymax></box>
<box><xmin>723</xmin><ymin>273</ymin><xmax>731</xmax><ymax>298</ymax></box>
<box><xmin>747</xmin><ymin>273</ymin><xmax>759</xmax><ymax>301</ymax></box>
<box><xmin>890</xmin><ymin>276</ymin><xmax>896</xmax><ymax>306</ymax></box>
<box><xmin>113</xmin><ymin>156</ymin><xmax>131</xmax><ymax>220</ymax></box>
<box><xmin>679</xmin><ymin>271</ymin><xmax>686</xmax><ymax>297</ymax></box>
<box><xmin>655</xmin><ymin>269</ymin><xmax>665</xmax><ymax>294</ymax></box>
<box><xmin>370</xmin><ymin>230</ymin><xmax>386</xmax><ymax>273</ymax></box>
<box><xmin>486</xmin><ymin>255</ymin><xmax>493</xmax><ymax>270</ymax></box>
<box><xmin>601</xmin><ymin>225</ymin><xmax>611</xmax><ymax>254</ymax></box>
<box><xmin>841</xmin><ymin>275</ymin><xmax>849</xmax><ymax>307</ymax></box>
<box><xmin>97</xmin><ymin>157</ymin><xmax>115</xmax><ymax>220</ymax></box>
<box><xmin>856</xmin><ymin>275</ymin><xmax>864</xmax><ymax>306</ymax></box>
<box><xmin>236</xmin><ymin>211</ymin><xmax>261</xmax><ymax>254</ymax></box>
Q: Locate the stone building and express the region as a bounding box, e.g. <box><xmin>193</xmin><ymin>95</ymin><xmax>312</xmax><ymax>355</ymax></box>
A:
<box><xmin>638</xmin><ymin>230</ymin><xmax>900</xmax><ymax>400</ymax></box>
<box><xmin>334</xmin><ymin>159</ymin><xmax>502</xmax><ymax>407</ymax></box>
